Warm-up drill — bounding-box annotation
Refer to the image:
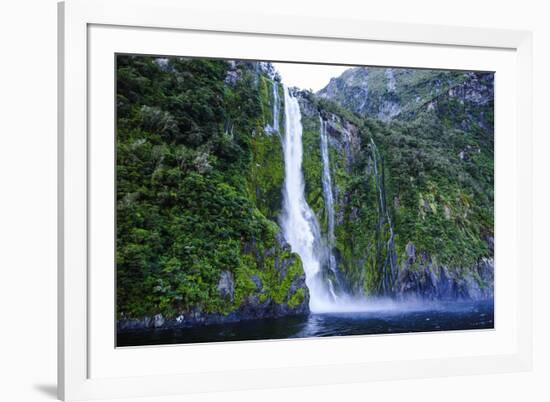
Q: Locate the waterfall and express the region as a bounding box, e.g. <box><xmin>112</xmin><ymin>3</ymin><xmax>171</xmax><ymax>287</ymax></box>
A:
<box><xmin>369</xmin><ymin>138</ymin><xmax>397</xmax><ymax>293</ymax></box>
<box><xmin>358</xmin><ymin>67</ymin><xmax>369</xmax><ymax>113</ymax></box>
<box><xmin>272</xmin><ymin>80</ymin><xmax>280</xmax><ymax>133</ymax></box>
<box><xmin>319</xmin><ymin>117</ymin><xmax>345</xmax><ymax>297</ymax></box>
<box><xmin>280</xmin><ymin>86</ymin><xmax>371</xmax><ymax>312</ymax></box>
<box><xmin>319</xmin><ymin>118</ymin><xmax>335</xmax><ymax>246</ymax></box>
<box><xmin>280</xmin><ymin>86</ymin><xmax>335</xmax><ymax>312</ymax></box>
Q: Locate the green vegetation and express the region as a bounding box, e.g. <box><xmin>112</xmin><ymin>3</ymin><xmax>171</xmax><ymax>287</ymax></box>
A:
<box><xmin>301</xmin><ymin>113</ymin><xmax>325</xmax><ymax>218</ymax></box>
<box><xmin>116</xmin><ymin>56</ymin><xmax>304</xmax><ymax>319</ymax></box>
<box><xmin>375</xmin><ymin>112</ymin><xmax>493</xmax><ymax>267</ymax></box>
<box><xmin>247</xmin><ymin>79</ymin><xmax>285</xmax><ymax>220</ymax></box>
<box><xmin>302</xmin><ymin>68</ymin><xmax>493</xmax><ymax>295</ymax></box>
<box><xmin>117</xmin><ymin>57</ymin><xmax>493</xmax><ymax>318</ymax></box>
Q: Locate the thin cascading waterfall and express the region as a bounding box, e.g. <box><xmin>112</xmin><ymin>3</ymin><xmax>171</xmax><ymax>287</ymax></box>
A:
<box><xmin>280</xmin><ymin>86</ymin><xmax>335</xmax><ymax>312</ymax></box>
<box><xmin>358</xmin><ymin>67</ymin><xmax>369</xmax><ymax>114</ymax></box>
<box><xmin>319</xmin><ymin>117</ymin><xmax>345</xmax><ymax>298</ymax></box>
<box><xmin>369</xmin><ymin>138</ymin><xmax>397</xmax><ymax>294</ymax></box>
<box><xmin>319</xmin><ymin>117</ymin><xmax>335</xmax><ymax>246</ymax></box>
<box><xmin>272</xmin><ymin>80</ymin><xmax>280</xmax><ymax>133</ymax></box>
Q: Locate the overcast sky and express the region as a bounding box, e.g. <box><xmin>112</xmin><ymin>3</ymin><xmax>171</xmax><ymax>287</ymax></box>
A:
<box><xmin>272</xmin><ymin>62</ymin><xmax>351</xmax><ymax>92</ymax></box>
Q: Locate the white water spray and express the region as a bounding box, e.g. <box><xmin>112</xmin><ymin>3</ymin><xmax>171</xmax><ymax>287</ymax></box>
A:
<box><xmin>280</xmin><ymin>86</ymin><xmax>376</xmax><ymax>313</ymax></box>
<box><xmin>319</xmin><ymin>117</ymin><xmax>339</xmax><ymax>289</ymax></box>
<box><xmin>280</xmin><ymin>86</ymin><xmax>335</xmax><ymax>312</ymax></box>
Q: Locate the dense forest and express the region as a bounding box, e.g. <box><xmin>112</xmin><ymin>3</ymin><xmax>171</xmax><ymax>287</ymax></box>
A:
<box><xmin>116</xmin><ymin>56</ymin><xmax>494</xmax><ymax>330</ymax></box>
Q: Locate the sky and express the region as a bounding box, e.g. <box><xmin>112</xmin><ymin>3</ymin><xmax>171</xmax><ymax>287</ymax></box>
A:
<box><xmin>272</xmin><ymin>62</ymin><xmax>351</xmax><ymax>92</ymax></box>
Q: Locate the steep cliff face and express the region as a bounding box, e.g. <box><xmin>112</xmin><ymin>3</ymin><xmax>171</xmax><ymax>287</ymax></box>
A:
<box><xmin>298</xmin><ymin>65</ymin><xmax>494</xmax><ymax>300</ymax></box>
<box><xmin>298</xmin><ymin>93</ymin><xmax>399</xmax><ymax>297</ymax></box>
<box><xmin>395</xmin><ymin>245</ymin><xmax>493</xmax><ymax>302</ymax></box>
<box><xmin>318</xmin><ymin>67</ymin><xmax>493</xmax><ymax>127</ymax></box>
<box><xmin>116</xmin><ymin>57</ymin><xmax>308</xmax><ymax>330</ymax></box>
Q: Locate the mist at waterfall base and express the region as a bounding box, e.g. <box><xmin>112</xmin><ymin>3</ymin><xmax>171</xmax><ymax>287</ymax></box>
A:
<box><xmin>117</xmin><ymin>300</ymin><xmax>494</xmax><ymax>346</ymax></box>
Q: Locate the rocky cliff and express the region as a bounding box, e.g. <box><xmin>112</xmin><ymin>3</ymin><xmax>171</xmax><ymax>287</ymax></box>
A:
<box><xmin>298</xmin><ymin>65</ymin><xmax>494</xmax><ymax>300</ymax></box>
<box><xmin>318</xmin><ymin>67</ymin><xmax>493</xmax><ymax>127</ymax></box>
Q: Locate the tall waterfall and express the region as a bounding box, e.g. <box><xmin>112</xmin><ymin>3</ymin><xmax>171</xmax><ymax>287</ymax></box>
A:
<box><xmin>280</xmin><ymin>86</ymin><xmax>371</xmax><ymax>312</ymax></box>
<box><xmin>280</xmin><ymin>87</ymin><xmax>335</xmax><ymax>312</ymax></box>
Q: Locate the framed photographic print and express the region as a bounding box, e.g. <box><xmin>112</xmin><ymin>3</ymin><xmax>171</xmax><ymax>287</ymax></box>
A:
<box><xmin>58</xmin><ymin>0</ymin><xmax>533</xmax><ymax>400</ymax></box>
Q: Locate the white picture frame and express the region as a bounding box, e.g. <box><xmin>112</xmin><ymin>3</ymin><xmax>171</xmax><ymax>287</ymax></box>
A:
<box><xmin>58</xmin><ymin>0</ymin><xmax>533</xmax><ymax>400</ymax></box>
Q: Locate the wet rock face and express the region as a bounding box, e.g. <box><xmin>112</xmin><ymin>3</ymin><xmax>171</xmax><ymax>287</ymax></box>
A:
<box><xmin>311</xmin><ymin>110</ymin><xmax>362</xmax><ymax>176</ymax></box>
<box><xmin>484</xmin><ymin>235</ymin><xmax>495</xmax><ymax>255</ymax></box>
<box><xmin>153</xmin><ymin>314</ymin><xmax>165</xmax><ymax>328</ymax></box>
<box><xmin>217</xmin><ymin>271</ymin><xmax>235</xmax><ymax>302</ymax></box>
<box><xmin>237</xmin><ymin>233</ymin><xmax>311</xmax><ymax>318</ymax></box>
<box><xmin>418</xmin><ymin>72</ymin><xmax>494</xmax><ymax>133</ymax></box>
<box><xmin>395</xmin><ymin>242</ymin><xmax>494</xmax><ymax>301</ymax></box>
<box><xmin>256</xmin><ymin>61</ymin><xmax>278</xmax><ymax>80</ymax></box>
<box><xmin>241</xmin><ymin>233</ymin><xmax>310</xmax><ymax>320</ymax></box>
<box><xmin>237</xmin><ymin>269</ymin><xmax>309</xmax><ymax>320</ymax></box>
<box><xmin>224</xmin><ymin>60</ymin><xmax>241</xmax><ymax>86</ymax></box>
<box><xmin>405</xmin><ymin>242</ymin><xmax>416</xmax><ymax>264</ymax></box>
<box><xmin>224</xmin><ymin>60</ymin><xmax>280</xmax><ymax>86</ymax></box>
<box><xmin>447</xmin><ymin>72</ymin><xmax>494</xmax><ymax>106</ymax></box>
<box><xmin>325</xmin><ymin>118</ymin><xmax>361</xmax><ymax>170</ymax></box>
<box><xmin>377</xmin><ymin>99</ymin><xmax>401</xmax><ymax>122</ymax></box>
<box><xmin>298</xmin><ymin>96</ymin><xmax>319</xmax><ymax>117</ymax></box>
<box><xmin>296</xmin><ymin>94</ymin><xmax>361</xmax><ymax>169</ymax></box>
<box><xmin>318</xmin><ymin>67</ymin><xmax>493</xmax><ymax>128</ymax></box>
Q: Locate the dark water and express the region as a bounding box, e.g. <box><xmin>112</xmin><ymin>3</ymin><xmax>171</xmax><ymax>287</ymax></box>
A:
<box><xmin>117</xmin><ymin>301</ymin><xmax>494</xmax><ymax>347</ymax></box>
